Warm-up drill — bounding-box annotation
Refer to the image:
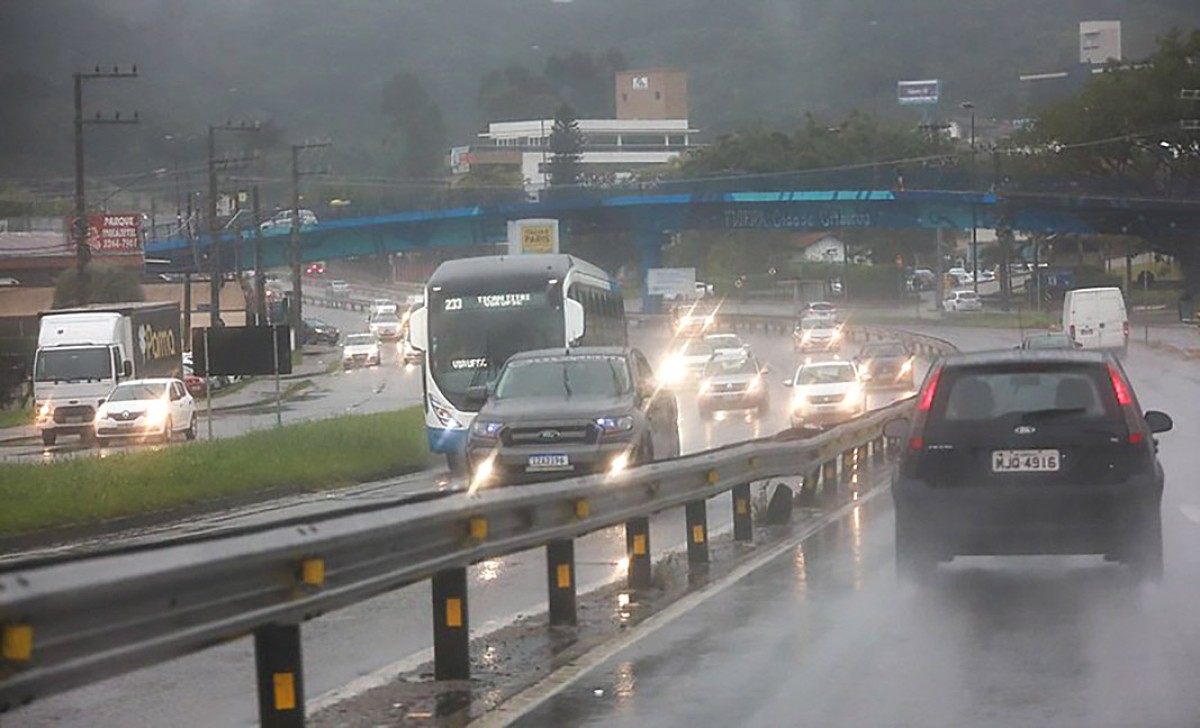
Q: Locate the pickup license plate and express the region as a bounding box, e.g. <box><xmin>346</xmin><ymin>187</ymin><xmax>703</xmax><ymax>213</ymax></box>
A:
<box><xmin>992</xmin><ymin>449</ymin><xmax>1060</xmax><ymax>473</ymax></box>
<box><xmin>527</xmin><ymin>454</ymin><xmax>570</xmax><ymax>472</ymax></box>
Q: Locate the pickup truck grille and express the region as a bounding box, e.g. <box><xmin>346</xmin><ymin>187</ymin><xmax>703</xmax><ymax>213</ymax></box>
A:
<box><xmin>504</xmin><ymin>423</ymin><xmax>597</xmax><ymax>446</ymax></box>
<box><xmin>809</xmin><ymin>394</ymin><xmax>845</xmax><ymax>404</ymax></box>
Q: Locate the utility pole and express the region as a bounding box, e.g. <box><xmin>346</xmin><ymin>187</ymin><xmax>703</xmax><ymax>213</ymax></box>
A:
<box><xmin>206</xmin><ymin>122</ymin><xmax>259</xmax><ymax>327</ymax></box>
<box><xmin>961</xmin><ymin>101</ymin><xmax>979</xmax><ymax>293</ymax></box>
<box><xmin>252</xmin><ymin>185</ymin><xmax>267</xmax><ymax>324</ymax></box>
<box><xmin>72</xmin><ymin>65</ymin><xmax>138</xmax><ymax>302</ymax></box>
<box><xmin>289</xmin><ymin>141</ymin><xmax>332</xmax><ymax>340</ymax></box>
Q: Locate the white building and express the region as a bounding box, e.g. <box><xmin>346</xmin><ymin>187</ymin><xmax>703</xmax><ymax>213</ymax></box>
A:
<box><xmin>1080</xmin><ymin>21</ymin><xmax>1122</xmax><ymax>65</ymax></box>
<box><xmin>459</xmin><ymin>118</ymin><xmax>699</xmax><ymax>194</ymax></box>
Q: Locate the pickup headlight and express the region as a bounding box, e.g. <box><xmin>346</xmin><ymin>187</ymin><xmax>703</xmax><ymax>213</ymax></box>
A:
<box><xmin>899</xmin><ymin>358</ymin><xmax>913</xmax><ymax>375</ymax></box>
<box><xmin>595</xmin><ymin>415</ymin><xmax>635</xmax><ymax>434</ymax></box>
<box><xmin>37</xmin><ymin>402</ymin><xmax>53</xmax><ymax>420</ymax></box>
<box><xmin>791</xmin><ymin>388</ymin><xmax>809</xmax><ymax>408</ymax></box>
<box><xmin>747</xmin><ymin>375</ymin><xmax>762</xmax><ymax>392</ymax></box>
<box><xmin>471</xmin><ymin>420</ymin><xmax>502</xmax><ymax>439</ymax></box>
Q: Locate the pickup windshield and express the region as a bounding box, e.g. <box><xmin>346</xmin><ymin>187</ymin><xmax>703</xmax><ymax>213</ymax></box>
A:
<box><xmin>34</xmin><ymin>347</ymin><xmax>112</xmax><ymax>382</ymax></box>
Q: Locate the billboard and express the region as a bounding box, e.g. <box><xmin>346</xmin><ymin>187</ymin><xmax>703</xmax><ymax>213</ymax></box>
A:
<box><xmin>66</xmin><ymin>213</ymin><xmax>144</xmax><ymax>255</ymax></box>
<box><xmin>897</xmin><ymin>79</ymin><xmax>940</xmax><ymax>106</ymax></box>
<box><xmin>646</xmin><ymin>267</ymin><xmax>697</xmax><ymax>298</ymax></box>
<box><xmin>191</xmin><ymin>325</ymin><xmax>292</xmax><ymax>377</ymax></box>
<box><xmin>507</xmin><ymin>218</ymin><xmax>560</xmax><ymax>255</ymax></box>
<box><xmin>450</xmin><ymin>146</ymin><xmax>473</xmax><ymax>175</ymax></box>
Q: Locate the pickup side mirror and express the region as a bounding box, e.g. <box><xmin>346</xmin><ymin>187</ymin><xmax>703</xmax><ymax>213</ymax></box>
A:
<box><xmin>465</xmin><ymin>385</ymin><xmax>489</xmax><ymax>406</ymax></box>
<box><xmin>123</xmin><ymin>360</ymin><xmax>133</xmax><ymax>377</ymax></box>
<box><xmin>883</xmin><ymin>417</ymin><xmax>910</xmax><ymax>439</ymax></box>
<box><xmin>1145</xmin><ymin>410</ymin><xmax>1173</xmax><ymax>434</ymax></box>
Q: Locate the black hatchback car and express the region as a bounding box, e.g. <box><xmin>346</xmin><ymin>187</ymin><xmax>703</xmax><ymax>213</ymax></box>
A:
<box><xmin>888</xmin><ymin>350</ymin><xmax>1172</xmax><ymax>581</ymax></box>
<box><xmin>853</xmin><ymin>340</ymin><xmax>915</xmax><ymax>388</ymax></box>
<box><xmin>466</xmin><ymin>347</ymin><xmax>680</xmax><ymax>485</ymax></box>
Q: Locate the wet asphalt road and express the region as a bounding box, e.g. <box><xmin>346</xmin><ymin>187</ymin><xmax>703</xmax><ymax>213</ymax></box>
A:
<box><xmin>515</xmin><ymin>329</ymin><xmax>1200</xmax><ymax>728</ymax></box>
<box><xmin>6</xmin><ymin>320</ymin><xmax>917</xmax><ymax>727</ymax></box>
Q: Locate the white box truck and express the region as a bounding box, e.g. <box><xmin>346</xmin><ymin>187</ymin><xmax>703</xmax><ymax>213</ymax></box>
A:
<box><xmin>1063</xmin><ymin>287</ymin><xmax>1128</xmax><ymax>355</ymax></box>
<box><xmin>33</xmin><ymin>302</ymin><xmax>182</xmax><ymax>446</ymax></box>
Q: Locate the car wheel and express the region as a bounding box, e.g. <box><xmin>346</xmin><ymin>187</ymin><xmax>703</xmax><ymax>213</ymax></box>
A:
<box><xmin>670</xmin><ymin>422</ymin><xmax>681</xmax><ymax>458</ymax></box>
<box><xmin>1124</xmin><ymin>509</ymin><xmax>1163</xmax><ymax>582</ymax></box>
<box><xmin>757</xmin><ymin>397</ymin><xmax>771</xmax><ymax>416</ymax></box>
<box><xmin>42</xmin><ymin>431</ymin><xmax>56</xmax><ymax>447</ymax></box>
<box><xmin>161</xmin><ymin>418</ymin><xmax>173</xmax><ymax>445</ymax></box>
<box><xmin>80</xmin><ymin>428</ymin><xmax>96</xmax><ymax>448</ymax></box>
<box><xmin>185</xmin><ymin>415</ymin><xmax>197</xmax><ymax>441</ymax></box>
<box><xmin>895</xmin><ymin>511</ymin><xmax>938</xmax><ymax>583</ymax></box>
<box><xmin>446</xmin><ymin>449</ymin><xmax>469</xmax><ymax>478</ymax></box>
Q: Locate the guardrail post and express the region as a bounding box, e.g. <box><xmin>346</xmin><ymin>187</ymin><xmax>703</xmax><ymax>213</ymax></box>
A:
<box><xmin>431</xmin><ymin>568</ymin><xmax>470</xmax><ymax>680</ymax></box>
<box><xmin>821</xmin><ymin>459</ymin><xmax>838</xmax><ymax>494</ymax></box>
<box><xmin>625</xmin><ymin>517</ymin><xmax>652</xmax><ymax>590</ymax></box>
<box><xmin>546</xmin><ymin>539</ymin><xmax>577</xmax><ymax>626</ymax></box>
<box><xmin>798</xmin><ymin>467</ymin><xmax>820</xmax><ymax>505</ymax></box>
<box><xmin>254</xmin><ymin>623</ymin><xmax>305</xmax><ymax>728</ymax></box>
<box><xmin>685</xmin><ymin>500</ymin><xmax>709</xmax><ymax>566</ymax></box>
<box><xmin>732</xmin><ymin>483</ymin><xmax>753</xmax><ymax>541</ymax></box>
<box><xmin>841</xmin><ymin>449</ymin><xmax>855</xmax><ymax>486</ymax></box>
<box><xmin>873</xmin><ymin>436</ymin><xmax>886</xmax><ymax>465</ymax></box>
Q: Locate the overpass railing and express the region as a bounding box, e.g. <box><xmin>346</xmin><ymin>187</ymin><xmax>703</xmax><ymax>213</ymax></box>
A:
<box><xmin>0</xmin><ymin>321</ymin><xmax>955</xmax><ymax>726</ymax></box>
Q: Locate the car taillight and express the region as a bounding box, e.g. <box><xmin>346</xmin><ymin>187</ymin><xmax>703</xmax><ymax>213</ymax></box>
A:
<box><xmin>1069</xmin><ymin>324</ymin><xmax>1076</xmax><ymax>340</ymax></box>
<box><xmin>1122</xmin><ymin>321</ymin><xmax>1130</xmax><ymax>339</ymax></box>
<box><xmin>1107</xmin><ymin>361</ymin><xmax>1143</xmax><ymax>443</ymax></box>
<box><xmin>909</xmin><ymin>364</ymin><xmax>943</xmax><ymax>450</ymax></box>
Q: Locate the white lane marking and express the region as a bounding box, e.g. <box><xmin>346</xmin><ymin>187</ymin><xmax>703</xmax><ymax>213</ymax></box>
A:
<box><xmin>473</xmin><ymin>482</ymin><xmax>890</xmax><ymax>728</ymax></box>
<box><xmin>1180</xmin><ymin>505</ymin><xmax>1200</xmax><ymax>525</ymax></box>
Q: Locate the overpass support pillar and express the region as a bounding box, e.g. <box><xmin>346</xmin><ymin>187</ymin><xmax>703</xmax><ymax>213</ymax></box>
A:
<box><xmin>635</xmin><ymin>230</ymin><xmax>668</xmax><ymax>315</ymax></box>
<box><xmin>431</xmin><ymin>567</ymin><xmax>470</xmax><ymax>681</ymax></box>
<box><xmin>253</xmin><ymin>623</ymin><xmax>305</xmax><ymax>728</ymax></box>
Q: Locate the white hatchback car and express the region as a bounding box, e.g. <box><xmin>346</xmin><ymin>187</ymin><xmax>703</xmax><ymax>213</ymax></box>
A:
<box><xmin>944</xmin><ymin>290</ymin><xmax>983</xmax><ymax>312</ymax></box>
<box><xmin>94</xmin><ymin>378</ymin><xmax>197</xmax><ymax>445</ymax></box>
<box><xmin>786</xmin><ymin>360</ymin><xmax>867</xmax><ymax>428</ymax></box>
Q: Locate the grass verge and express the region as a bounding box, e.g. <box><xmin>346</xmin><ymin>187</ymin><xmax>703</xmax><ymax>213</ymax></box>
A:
<box><xmin>0</xmin><ymin>407</ymin><xmax>31</xmax><ymax>430</ymax></box>
<box><xmin>0</xmin><ymin>407</ymin><xmax>429</xmax><ymax>536</ymax></box>
<box><xmin>853</xmin><ymin>310</ymin><xmax>1059</xmax><ymax>330</ymax></box>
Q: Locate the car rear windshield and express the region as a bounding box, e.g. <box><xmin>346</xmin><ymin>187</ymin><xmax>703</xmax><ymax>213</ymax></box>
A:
<box><xmin>496</xmin><ymin>356</ymin><xmax>631</xmax><ymax>399</ymax></box>
<box><xmin>932</xmin><ymin>364</ymin><xmax>1115</xmax><ymax>423</ymax></box>
<box><xmin>1023</xmin><ymin>335</ymin><xmax>1073</xmax><ymax>349</ymax></box>
<box><xmin>958</xmin><ymin>292</ymin><xmax>979</xmax><ymax>300</ymax></box>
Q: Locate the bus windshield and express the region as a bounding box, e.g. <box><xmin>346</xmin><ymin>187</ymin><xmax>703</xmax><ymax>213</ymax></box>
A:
<box><xmin>429</xmin><ymin>290</ymin><xmax>564</xmax><ymax>406</ymax></box>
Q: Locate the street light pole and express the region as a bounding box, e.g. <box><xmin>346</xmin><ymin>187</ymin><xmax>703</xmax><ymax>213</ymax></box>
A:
<box><xmin>961</xmin><ymin>101</ymin><xmax>979</xmax><ymax>293</ymax></box>
<box><xmin>206</xmin><ymin>122</ymin><xmax>259</xmax><ymax>327</ymax></box>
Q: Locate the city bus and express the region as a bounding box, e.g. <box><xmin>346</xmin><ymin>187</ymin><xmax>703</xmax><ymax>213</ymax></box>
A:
<box><xmin>406</xmin><ymin>254</ymin><xmax>627</xmax><ymax>470</ymax></box>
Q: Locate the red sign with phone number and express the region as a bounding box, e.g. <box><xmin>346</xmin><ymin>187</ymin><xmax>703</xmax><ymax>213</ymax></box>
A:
<box><xmin>66</xmin><ymin>213</ymin><xmax>144</xmax><ymax>255</ymax></box>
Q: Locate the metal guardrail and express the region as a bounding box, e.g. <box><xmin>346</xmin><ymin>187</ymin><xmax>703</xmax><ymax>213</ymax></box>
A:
<box><xmin>0</xmin><ymin>317</ymin><xmax>956</xmax><ymax>727</ymax></box>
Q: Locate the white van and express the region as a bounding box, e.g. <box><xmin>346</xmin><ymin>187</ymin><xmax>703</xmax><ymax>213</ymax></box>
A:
<box><xmin>1063</xmin><ymin>287</ymin><xmax>1128</xmax><ymax>354</ymax></box>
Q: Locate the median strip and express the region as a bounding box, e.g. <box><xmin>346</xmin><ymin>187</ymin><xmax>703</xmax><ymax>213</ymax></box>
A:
<box><xmin>0</xmin><ymin>407</ymin><xmax>429</xmax><ymax>536</ymax></box>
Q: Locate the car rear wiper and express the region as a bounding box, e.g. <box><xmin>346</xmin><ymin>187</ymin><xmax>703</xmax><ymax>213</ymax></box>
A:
<box><xmin>1020</xmin><ymin>407</ymin><xmax>1087</xmax><ymax>422</ymax></box>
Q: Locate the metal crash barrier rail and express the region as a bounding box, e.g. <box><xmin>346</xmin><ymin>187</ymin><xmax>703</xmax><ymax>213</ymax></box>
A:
<box><xmin>0</xmin><ymin>321</ymin><xmax>956</xmax><ymax>727</ymax></box>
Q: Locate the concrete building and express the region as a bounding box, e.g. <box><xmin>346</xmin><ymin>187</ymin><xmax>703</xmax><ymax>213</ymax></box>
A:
<box><xmin>451</xmin><ymin>70</ymin><xmax>698</xmax><ymax>195</ymax></box>
<box><xmin>1080</xmin><ymin>21</ymin><xmax>1122</xmax><ymax>65</ymax></box>
<box><xmin>616</xmin><ymin>69</ymin><xmax>688</xmax><ymax>120</ymax></box>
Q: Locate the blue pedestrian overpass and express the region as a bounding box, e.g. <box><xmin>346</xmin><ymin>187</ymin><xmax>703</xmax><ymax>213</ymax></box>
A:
<box><xmin>145</xmin><ymin>185</ymin><xmax>1200</xmax><ymax>276</ymax></box>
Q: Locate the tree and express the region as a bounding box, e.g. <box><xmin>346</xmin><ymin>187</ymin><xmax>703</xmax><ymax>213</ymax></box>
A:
<box><xmin>383</xmin><ymin>71</ymin><xmax>448</xmax><ymax>178</ymax></box>
<box><xmin>53</xmin><ymin>262</ymin><xmax>144</xmax><ymax>309</ymax></box>
<box><xmin>547</xmin><ymin>103</ymin><xmax>585</xmax><ymax>188</ymax></box>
